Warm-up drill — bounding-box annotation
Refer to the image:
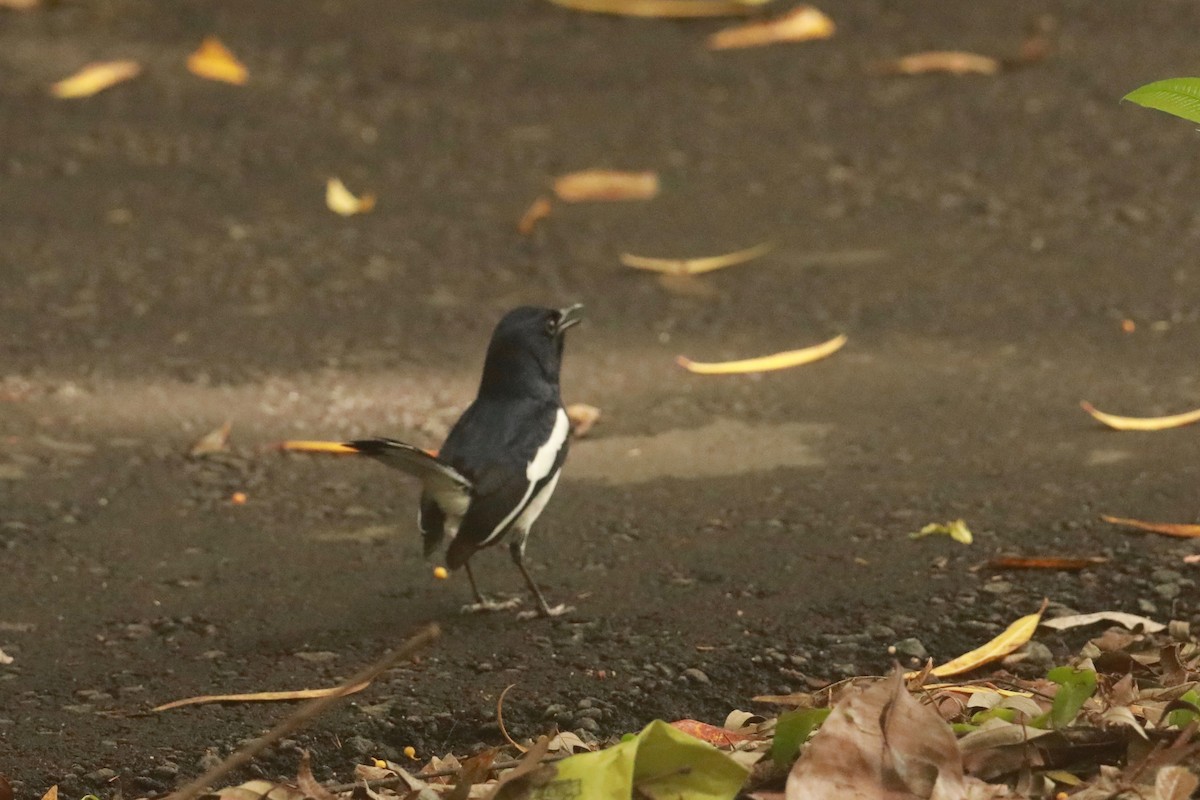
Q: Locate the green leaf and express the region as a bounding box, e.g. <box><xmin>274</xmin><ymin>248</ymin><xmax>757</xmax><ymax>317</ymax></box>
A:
<box><xmin>1166</xmin><ymin>689</ymin><xmax>1200</xmax><ymax>729</ymax></box>
<box><xmin>1124</xmin><ymin>78</ymin><xmax>1200</xmax><ymax>125</ymax></box>
<box><xmin>1047</xmin><ymin>666</ymin><xmax>1097</xmax><ymax>728</ymax></box>
<box><xmin>771</xmin><ymin>708</ymin><xmax>831</xmax><ymax>767</ymax></box>
<box><xmin>532</xmin><ymin>719</ymin><xmax>749</xmax><ymax>800</ymax></box>
<box><xmin>970</xmin><ymin>706</ymin><xmax>1016</xmax><ymax>725</ymax></box>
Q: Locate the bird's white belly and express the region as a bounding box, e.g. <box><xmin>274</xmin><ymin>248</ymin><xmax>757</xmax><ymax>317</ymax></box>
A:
<box><xmin>514</xmin><ymin>469</ymin><xmax>561</xmax><ymax>533</ymax></box>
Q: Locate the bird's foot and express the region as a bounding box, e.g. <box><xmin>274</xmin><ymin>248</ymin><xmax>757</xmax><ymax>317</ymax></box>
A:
<box><xmin>460</xmin><ymin>596</ymin><xmax>523</xmax><ymax>614</ymax></box>
<box><xmin>517</xmin><ymin>603</ymin><xmax>575</xmax><ymax>621</ymax></box>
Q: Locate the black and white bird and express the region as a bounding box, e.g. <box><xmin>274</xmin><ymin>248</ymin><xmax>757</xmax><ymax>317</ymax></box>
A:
<box><xmin>345</xmin><ymin>304</ymin><xmax>582</xmax><ymax>618</ymax></box>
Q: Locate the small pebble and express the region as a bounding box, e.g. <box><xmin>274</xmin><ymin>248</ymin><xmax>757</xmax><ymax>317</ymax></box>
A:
<box><xmin>682</xmin><ymin>668</ymin><xmax>710</xmax><ymax>685</ymax></box>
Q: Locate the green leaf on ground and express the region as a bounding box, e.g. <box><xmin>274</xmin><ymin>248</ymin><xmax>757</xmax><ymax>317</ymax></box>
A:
<box><xmin>1166</xmin><ymin>689</ymin><xmax>1200</xmax><ymax>729</ymax></box>
<box><xmin>526</xmin><ymin>719</ymin><xmax>748</xmax><ymax>800</ymax></box>
<box><xmin>1046</xmin><ymin>666</ymin><xmax>1097</xmax><ymax>728</ymax></box>
<box><xmin>771</xmin><ymin>707</ymin><xmax>831</xmax><ymax>767</ymax></box>
<box><xmin>910</xmin><ymin>518</ymin><xmax>973</xmax><ymax>544</ymax></box>
<box><xmin>1124</xmin><ymin>78</ymin><xmax>1200</xmax><ymax>124</ymax></box>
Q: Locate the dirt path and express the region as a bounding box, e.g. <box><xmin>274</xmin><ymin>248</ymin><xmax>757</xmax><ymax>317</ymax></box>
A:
<box><xmin>2</xmin><ymin>1</ymin><xmax>1199</xmax><ymax>794</ymax></box>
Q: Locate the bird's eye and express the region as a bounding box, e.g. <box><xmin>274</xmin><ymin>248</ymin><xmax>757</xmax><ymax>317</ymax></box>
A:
<box><xmin>544</xmin><ymin>316</ymin><xmax>557</xmax><ymax>336</ymax></box>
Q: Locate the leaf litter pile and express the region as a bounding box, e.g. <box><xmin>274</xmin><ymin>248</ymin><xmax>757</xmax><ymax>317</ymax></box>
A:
<box><xmin>21</xmin><ymin>608</ymin><xmax>1193</xmax><ymax>800</ymax></box>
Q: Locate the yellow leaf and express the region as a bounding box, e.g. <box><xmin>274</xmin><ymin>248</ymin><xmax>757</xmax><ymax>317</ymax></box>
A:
<box><xmin>620</xmin><ymin>241</ymin><xmax>773</xmax><ymax>276</ymax></box>
<box><xmin>40</xmin><ymin>787</ymin><xmax>58</xmax><ymax>800</ymax></box>
<box><xmin>708</xmin><ymin>6</ymin><xmax>835</xmax><ymax>50</ymax></box>
<box><xmin>928</xmin><ymin>601</ymin><xmax>1046</xmax><ymax>678</ymax></box>
<box><xmin>50</xmin><ymin>60</ymin><xmax>141</xmax><ymax>99</ymax></box>
<box><xmin>517</xmin><ymin>196</ymin><xmax>553</xmax><ymax>235</ymax></box>
<box><xmin>566</xmin><ymin>402</ymin><xmax>602</xmax><ymax>438</ymax></box>
<box><xmin>187</xmin><ymin>36</ymin><xmax>248</xmax><ymax>85</ymax></box>
<box><xmin>874</xmin><ymin>50</ymin><xmax>1001</xmax><ymax>76</ymax></box>
<box><xmin>189</xmin><ymin>420</ymin><xmax>232</xmax><ymax>456</ymax></box>
<box><xmin>326</xmin><ymin>178</ymin><xmax>376</xmax><ymax>216</ymax></box>
<box><xmin>546</xmin><ymin>0</ymin><xmax>770</xmax><ymax>18</ymax></box>
<box><xmin>677</xmin><ymin>334</ymin><xmax>846</xmax><ymax>375</ymax></box>
<box><xmin>910</xmin><ymin>518</ymin><xmax>973</xmax><ymax>544</ymax></box>
<box><xmin>275</xmin><ymin>440</ymin><xmax>359</xmax><ymax>454</ymax></box>
<box><xmin>1101</xmin><ymin>515</ymin><xmax>1200</xmax><ymax>539</ymax></box>
<box><xmin>1080</xmin><ymin>401</ymin><xmax>1200</xmax><ymax>431</ymax></box>
<box><xmin>553</xmin><ymin>169</ymin><xmax>659</xmax><ymax>202</ymax></box>
<box><xmin>152</xmin><ymin>681</ymin><xmax>371</xmax><ymax>712</ymax></box>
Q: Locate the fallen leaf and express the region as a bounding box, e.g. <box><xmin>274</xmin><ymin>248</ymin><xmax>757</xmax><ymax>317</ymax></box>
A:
<box><xmin>297</xmin><ymin>751</ymin><xmax>338</xmax><ymax>800</ymax></box>
<box><xmin>517</xmin><ymin>196</ymin><xmax>553</xmax><ymax>235</ymax></box>
<box><xmin>1185</xmin><ymin>554</ymin><xmax>1200</xmax><ymax>565</ymax></box>
<box><xmin>677</xmin><ymin>333</ymin><xmax>846</xmax><ymax>375</ymax></box>
<box><xmin>275</xmin><ymin>440</ymin><xmax>359</xmax><ymax>454</ymax></box>
<box><xmin>670</xmin><ymin>719</ymin><xmax>758</xmax><ymax>747</ymax></box>
<box><xmin>326</xmin><ymin>177</ymin><xmax>377</xmax><ymax>216</ymax></box>
<box><xmin>553</xmin><ymin>169</ymin><xmax>659</xmax><ymax>202</ymax></box>
<box><xmin>50</xmin><ymin>60</ymin><xmax>141</xmax><ymax>98</ymax></box>
<box><xmin>189</xmin><ymin>420</ymin><xmax>232</xmax><ymax>456</ymax></box>
<box><xmin>873</xmin><ymin>51</ymin><xmax>1001</xmax><ymax>77</ymax></box>
<box><xmin>985</xmin><ymin>555</ymin><xmax>1107</xmax><ymax>571</ymax></box>
<box><xmin>484</xmin><ymin>735</ymin><xmax>554</xmax><ymax>800</ymax></box>
<box><xmin>204</xmin><ymin>780</ymin><xmax>304</xmax><ymax>800</ymax></box>
<box><xmin>0</xmin><ymin>0</ymin><xmax>38</xmax><ymax>9</ymax></box>
<box><xmin>708</xmin><ymin>6</ymin><xmax>834</xmax><ymax>50</ymax></box>
<box><xmin>1156</xmin><ymin>765</ymin><xmax>1200</xmax><ymax>800</ymax></box>
<box><xmin>546</xmin><ymin>0</ymin><xmax>770</xmax><ymax>17</ymax></box>
<box><xmin>40</xmin><ymin>788</ymin><xmax>56</xmax><ymax>800</ymax></box>
<box><xmin>910</xmin><ymin>518</ymin><xmax>973</xmax><ymax>545</ymax></box>
<box><xmin>620</xmin><ymin>242</ymin><xmax>774</xmax><ymax>276</ymax></box>
<box><xmin>187</xmin><ymin>36</ymin><xmax>248</xmax><ymax>85</ymax></box>
<box><xmin>772</xmin><ymin>708</ymin><xmax>830</xmax><ymax>767</ymax></box>
<box><xmin>1124</xmin><ymin>78</ymin><xmax>1200</xmax><ymax>128</ymax></box>
<box><xmin>0</xmin><ymin>774</ymin><xmax>11</xmax><ymax>800</ymax></box>
<box><xmin>1101</xmin><ymin>514</ymin><xmax>1200</xmax><ymax>539</ymax></box>
<box><xmin>786</xmin><ymin>669</ymin><xmax>965</xmax><ymax>799</ymax></box>
<box><xmin>1041</xmin><ymin>611</ymin><xmax>1165</xmax><ymax>633</ymax></box>
<box><xmin>274</xmin><ymin>441</ymin><xmax>357</xmax><ymax>453</ymax></box>
<box><xmin>566</xmin><ymin>403</ymin><xmax>602</xmax><ymax>438</ymax></box>
<box><xmin>1080</xmin><ymin>400</ymin><xmax>1200</xmax><ymax>431</ymax></box>
<box><xmin>0</xmin><ymin>648</ymin><xmax>13</xmax><ymax>665</ymax></box>
<box><xmin>151</xmin><ymin>680</ymin><xmax>370</xmax><ymax>711</ymax></box>
<box><xmin>926</xmin><ymin>601</ymin><xmax>1046</xmax><ymax>678</ymax></box>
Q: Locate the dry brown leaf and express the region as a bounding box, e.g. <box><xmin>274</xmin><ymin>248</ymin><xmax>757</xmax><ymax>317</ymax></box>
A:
<box><xmin>678</xmin><ymin>333</ymin><xmax>846</xmax><ymax>375</ymax></box>
<box><xmin>297</xmin><ymin>751</ymin><xmax>338</xmax><ymax>800</ymax></box>
<box><xmin>1101</xmin><ymin>514</ymin><xmax>1200</xmax><ymax>539</ymax></box>
<box><xmin>1080</xmin><ymin>400</ymin><xmax>1200</xmax><ymax>431</ymax></box>
<box><xmin>190</xmin><ymin>420</ymin><xmax>232</xmax><ymax>456</ymax></box>
<box><xmin>0</xmin><ymin>0</ymin><xmax>39</xmax><ymax>9</ymax></box>
<box><xmin>0</xmin><ymin>648</ymin><xmax>13</xmax><ymax>666</ymax></box>
<box><xmin>326</xmin><ymin>177</ymin><xmax>376</xmax><ymax>216</ymax></box>
<box><xmin>39</xmin><ymin>788</ymin><xmax>56</xmax><ymax>800</ymax></box>
<box><xmin>924</xmin><ymin>600</ymin><xmax>1046</xmax><ymax>678</ymax></box>
<box><xmin>620</xmin><ymin>241</ymin><xmax>773</xmax><ymax>275</ymax></box>
<box><xmin>985</xmin><ymin>555</ymin><xmax>1107</xmax><ymax>571</ymax></box>
<box><xmin>1040</xmin><ymin>611</ymin><xmax>1165</xmax><ymax>633</ymax></box>
<box><xmin>206</xmin><ymin>780</ymin><xmax>304</xmax><ymax>800</ymax></box>
<box><xmin>1156</xmin><ymin>766</ymin><xmax>1200</xmax><ymax>800</ymax></box>
<box><xmin>0</xmin><ymin>775</ymin><xmax>11</xmax><ymax>800</ymax></box>
<box><xmin>151</xmin><ymin>680</ymin><xmax>370</xmax><ymax>711</ymax></box>
<box><xmin>187</xmin><ymin>36</ymin><xmax>248</xmax><ymax>85</ymax></box>
<box><xmin>50</xmin><ymin>60</ymin><xmax>141</xmax><ymax>98</ymax></box>
<box><xmin>786</xmin><ymin>669</ymin><xmax>965</xmax><ymax>799</ymax></box>
<box><xmin>708</xmin><ymin>6</ymin><xmax>834</xmax><ymax>50</ymax></box>
<box><xmin>553</xmin><ymin>169</ymin><xmax>659</xmax><ymax>202</ymax></box>
<box><xmin>546</xmin><ymin>0</ymin><xmax>770</xmax><ymax>17</ymax></box>
<box><xmin>566</xmin><ymin>403</ymin><xmax>602</xmax><ymax>438</ymax></box>
<box><xmin>517</xmin><ymin>196</ymin><xmax>553</xmax><ymax>235</ymax></box>
<box><xmin>275</xmin><ymin>440</ymin><xmax>359</xmax><ymax>454</ymax></box>
<box><xmin>874</xmin><ymin>51</ymin><xmax>1001</xmax><ymax>77</ymax></box>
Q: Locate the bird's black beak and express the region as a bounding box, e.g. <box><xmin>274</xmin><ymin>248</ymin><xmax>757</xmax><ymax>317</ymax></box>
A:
<box><xmin>554</xmin><ymin>303</ymin><xmax>584</xmax><ymax>336</ymax></box>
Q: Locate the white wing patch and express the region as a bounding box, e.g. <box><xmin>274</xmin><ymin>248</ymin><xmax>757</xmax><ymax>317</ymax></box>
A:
<box><xmin>480</xmin><ymin>408</ymin><xmax>569</xmax><ymax>546</ymax></box>
<box><xmin>513</xmin><ymin>469</ymin><xmax>561</xmax><ymax>533</ymax></box>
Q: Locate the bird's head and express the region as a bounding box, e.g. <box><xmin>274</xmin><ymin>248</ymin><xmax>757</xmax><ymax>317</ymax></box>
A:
<box><xmin>479</xmin><ymin>304</ymin><xmax>583</xmax><ymax>396</ymax></box>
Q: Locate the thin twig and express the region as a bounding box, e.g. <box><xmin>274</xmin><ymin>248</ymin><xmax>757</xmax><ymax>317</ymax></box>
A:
<box><xmin>166</xmin><ymin>623</ymin><xmax>441</xmax><ymax>800</ymax></box>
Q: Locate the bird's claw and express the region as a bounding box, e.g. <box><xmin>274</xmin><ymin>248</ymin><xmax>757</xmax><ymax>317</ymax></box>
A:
<box><xmin>517</xmin><ymin>603</ymin><xmax>575</xmax><ymax>621</ymax></box>
<box><xmin>460</xmin><ymin>596</ymin><xmax>523</xmax><ymax>614</ymax></box>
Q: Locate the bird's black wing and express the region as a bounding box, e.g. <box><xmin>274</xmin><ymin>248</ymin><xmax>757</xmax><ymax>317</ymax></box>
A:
<box><xmin>345</xmin><ymin>438</ymin><xmax>473</xmax><ymax>524</ymax></box>
<box><xmin>440</xmin><ymin>399</ymin><xmax>568</xmax><ymax>569</ymax></box>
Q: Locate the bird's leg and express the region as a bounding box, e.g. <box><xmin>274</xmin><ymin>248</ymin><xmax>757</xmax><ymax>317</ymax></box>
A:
<box><xmin>460</xmin><ymin>561</ymin><xmax>521</xmax><ymax>613</ymax></box>
<box><xmin>510</xmin><ymin>529</ymin><xmax>573</xmax><ymax>619</ymax></box>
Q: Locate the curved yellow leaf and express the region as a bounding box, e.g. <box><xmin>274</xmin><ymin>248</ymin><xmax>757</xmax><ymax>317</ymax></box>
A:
<box><xmin>326</xmin><ymin>178</ymin><xmax>376</xmax><ymax>216</ymax></box>
<box><xmin>187</xmin><ymin>36</ymin><xmax>248</xmax><ymax>85</ymax></box>
<box><xmin>929</xmin><ymin>601</ymin><xmax>1046</xmax><ymax>678</ymax></box>
<box><xmin>152</xmin><ymin>681</ymin><xmax>370</xmax><ymax>712</ymax></box>
<box><xmin>1080</xmin><ymin>401</ymin><xmax>1200</xmax><ymax>431</ymax></box>
<box><xmin>1101</xmin><ymin>515</ymin><xmax>1200</xmax><ymax>539</ymax></box>
<box><xmin>677</xmin><ymin>334</ymin><xmax>846</xmax><ymax>375</ymax></box>
<box><xmin>708</xmin><ymin>6</ymin><xmax>835</xmax><ymax>50</ymax></box>
<box><xmin>620</xmin><ymin>241</ymin><xmax>773</xmax><ymax>275</ymax></box>
<box><xmin>50</xmin><ymin>60</ymin><xmax>141</xmax><ymax>98</ymax></box>
<box><xmin>553</xmin><ymin>169</ymin><xmax>659</xmax><ymax>202</ymax></box>
<box><xmin>276</xmin><ymin>440</ymin><xmax>358</xmax><ymax>454</ymax></box>
<box><xmin>547</xmin><ymin>0</ymin><xmax>770</xmax><ymax>18</ymax></box>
